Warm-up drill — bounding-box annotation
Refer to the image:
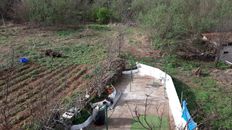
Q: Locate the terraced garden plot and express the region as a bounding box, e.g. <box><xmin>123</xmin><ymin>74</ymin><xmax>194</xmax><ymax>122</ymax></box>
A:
<box><xmin>0</xmin><ymin>64</ymin><xmax>92</xmax><ymax>130</ymax></box>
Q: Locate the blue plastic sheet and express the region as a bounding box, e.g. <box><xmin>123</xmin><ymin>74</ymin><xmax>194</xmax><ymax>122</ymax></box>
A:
<box><xmin>182</xmin><ymin>100</ymin><xmax>197</xmax><ymax>130</ymax></box>
<box><xmin>19</xmin><ymin>57</ymin><xmax>29</xmax><ymax>63</ymax></box>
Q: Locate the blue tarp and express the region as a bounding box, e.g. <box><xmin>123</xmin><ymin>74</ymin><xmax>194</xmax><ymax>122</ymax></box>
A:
<box><xmin>182</xmin><ymin>100</ymin><xmax>197</xmax><ymax>130</ymax></box>
<box><xmin>19</xmin><ymin>57</ymin><xmax>29</xmax><ymax>63</ymax></box>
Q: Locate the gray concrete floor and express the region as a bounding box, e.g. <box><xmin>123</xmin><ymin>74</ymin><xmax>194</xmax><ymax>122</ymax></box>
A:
<box><xmin>87</xmin><ymin>74</ymin><xmax>173</xmax><ymax>130</ymax></box>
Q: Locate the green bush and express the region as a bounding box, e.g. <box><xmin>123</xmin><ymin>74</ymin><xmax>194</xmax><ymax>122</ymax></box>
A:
<box><xmin>0</xmin><ymin>0</ymin><xmax>8</xmax><ymax>14</ymax></box>
<box><xmin>0</xmin><ymin>0</ymin><xmax>15</xmax><ymax>21</ymax></box>
<box><xmin>96</xmin><ymin>7</ymin><xmax>111</xmax><ymax>24</ymax></box>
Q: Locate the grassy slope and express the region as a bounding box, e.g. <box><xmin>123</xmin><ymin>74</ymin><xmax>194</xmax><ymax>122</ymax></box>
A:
<box><xmin>162</xmin><ymin>56</ymin><xmax>232</xmax><ymax>128</ymax></box>
<box><xmin>0</xmin><ymin>24</ymin><xmax>114</xmax><ymax>68</ymax></box>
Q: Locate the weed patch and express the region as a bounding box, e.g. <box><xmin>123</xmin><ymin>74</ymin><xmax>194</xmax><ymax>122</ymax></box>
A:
<box><xmin>131</xmin><ymin>115</ymin><xmax>168</xmax><ymax>130</ymax></box>
<box><xmin>56</xmin><ymin>29</ymin><xmax>78</xmax><ymax>37</ymax></box>
<box><xmin>87</xmin><ymin>24</ymin><xmax>111</xmax><ymax>31</ymax></box>
<box><xmin>0</xmin><ymin>35</ymin><xmax>8</xmax><ymax>44</ymax></box>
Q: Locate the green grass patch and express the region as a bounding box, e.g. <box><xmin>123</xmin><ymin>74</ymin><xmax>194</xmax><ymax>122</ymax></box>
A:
<box><xmin>56</xmin><ymin>29</ymin><xmax>82</xmax><ymax>37</ymax></box>
<box><xmin>170</xmin><ymin>56</ymin><xmax>232</xmax><ymax>129</ymax></box>
<box><xmin>131</xmin><ymin>115</ymin><xmax>168</xmax><ymax>130</ymax></box>
<box><xmin>0</xmin><ymin>35</ymin><xmax>8</xmax><ymax>44</ymax></box>
<box><xmin>18</xmin><ymin>43</ymin><xmax>106</xmax><ymax>67</ymax></box>
<box><xmin>87</xmin><ymin>24</ymin><xmax>110</xmax><ymax>31</ymax></box>
<box><xmin>215</xmin><ymin>61</ymin><xmax>230</xmax><ymax>70</ymax></box>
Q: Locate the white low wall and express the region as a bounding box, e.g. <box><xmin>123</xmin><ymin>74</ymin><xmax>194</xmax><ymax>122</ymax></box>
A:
<box><xmin>71</xmin><ymin>88</ymin><xmax>122</xmax><ymax>130</ymax></box>
<box><xmin>137</xmin><ymin>63</ymin><xmax>186</xmax><ymax>129</ymax></box>
<box><xmin>71</xmin><ymin>108</ymin><xmax>98</xmax><ymax>130</ymax></box>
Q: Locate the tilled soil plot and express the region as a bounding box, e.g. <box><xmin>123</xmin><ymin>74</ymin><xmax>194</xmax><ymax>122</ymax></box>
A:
<box><xmin>0</xmin><ymin>64</ymin><xmax>91</xmax><ymax>130</ymax></box>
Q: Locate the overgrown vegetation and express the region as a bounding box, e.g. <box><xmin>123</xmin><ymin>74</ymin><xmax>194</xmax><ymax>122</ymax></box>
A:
<box><xmin>3</xmin><ymin>0</ymin><xmax>231</xmax><ymax>52</ymax></box>
<box><xmin>7</xmin><ymin>0</ymin><xmax>116</xmax><ymax>25</ymax></box>
<box><xmin>160</xmin><ymin>55</ymin><xmax>232</xmax><ymax>129</ymax></box>
<box><xmin>136</xmin><ymin>0</ymin><xmax>232</xmax><ymax>50</ymax></box>
<box><xmin>3</xmin><ymin>0</ymin><xmax>232</xmax><ymax>35</ymax></box>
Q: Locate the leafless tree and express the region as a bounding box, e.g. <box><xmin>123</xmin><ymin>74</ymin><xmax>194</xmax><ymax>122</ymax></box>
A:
<box><xmin>115</xmin><ymin>26</ymin><xmax>125</xmax><ymax>57</ymax></box>
<box><xmin>126</xmin><ymin>95</ymin><xmax>166</xmax><ymax>130</ymax></box>
<box><xmin>92</xmin><ymin>65</ymin><xmax>106</xmax><ymax>97</ymax></box>
<box><xmin>1</xmin><ymin>13</ymin><xmax>5</xmax><ymax>26</ymax></box>
<box><xmin>105</xmin><ymin>25</ymin><xmax>125</xmax><ymax>70</ymax></box>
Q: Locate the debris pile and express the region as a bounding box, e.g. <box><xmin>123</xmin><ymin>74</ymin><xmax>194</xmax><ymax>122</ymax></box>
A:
<box><xmin>44</xmin><ymin>49</ymin><xmax>63</xmax><ymax>58</ymax></box>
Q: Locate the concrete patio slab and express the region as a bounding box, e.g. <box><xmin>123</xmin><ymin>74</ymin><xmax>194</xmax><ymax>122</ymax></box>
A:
<box><xmin>87</xmin><ymin>73</ymin><xmax>173</xmax><ymax>130</ymax></box>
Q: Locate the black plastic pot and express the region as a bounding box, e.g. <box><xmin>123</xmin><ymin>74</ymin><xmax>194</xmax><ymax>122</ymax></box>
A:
<box><xmin>94</xmin><ymin>108</ymin><xmax>106</xmax><ymax>126</ymax></box>
<box><xmin>94</xmin><ymin>102</ymin><xmax>109</xmax><ymax>126</ymax></box>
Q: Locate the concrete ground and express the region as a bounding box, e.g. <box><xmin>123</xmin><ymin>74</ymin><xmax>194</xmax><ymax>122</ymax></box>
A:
<box><xmin>87</xmin><ymin>73</ymin><xmax>173</xmax><ymax>130</ymax></box>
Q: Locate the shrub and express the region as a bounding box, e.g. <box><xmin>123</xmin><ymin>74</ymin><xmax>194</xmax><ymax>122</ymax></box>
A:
<box><xmin>0</xmin><ymin>0</ymin><xmax>8</xmax><ymax>15</ymax></box>
<box><xmin>0</xmin><ymin>0</ymin><xmax>14</xmax><ymax>20</ymax></box>
<box><xmin>12</xmin><ymin>0</ymin><xmax>120</xmax><ymax>24</ymax></box>
<box><xmin>96</xmin><ymin>7</ymin><xmax>111</xmax><ymax>24</ymax></box>
<box><xmin>12</xmin><ymin>0</ymin><xmax>85</xmax><ymax>25</ymax></box>
<box><xmin>110</xmin><ymin>0</ymin><xmax>134</xmax><ymax>21</ymax></box>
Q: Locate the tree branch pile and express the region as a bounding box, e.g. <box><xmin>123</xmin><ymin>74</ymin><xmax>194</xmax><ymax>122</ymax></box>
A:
<box><xmin>176</xmin><ymin>38</ymin><xmax>216</xmax><ymax>61</ymax></box>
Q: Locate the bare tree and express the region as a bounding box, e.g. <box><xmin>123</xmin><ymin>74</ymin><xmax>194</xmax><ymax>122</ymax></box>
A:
<box><xmin>116</xmin><ymin>26</ymin><xmax>125</xmax><ymax>57</ymax></box>
<box><xmin>1</xmin><ymin>13</ymin><xmax>5</xmax><ymax>26</ymax></box>
<box><xmin>126</xmin><ymin>95</ymin><xmax>166</xmax><ymax>130</ymax></box>
<box><xmin>92</xmin><ymin>65</ymin><xmax>106</xmax><ymax>97</ymax></box>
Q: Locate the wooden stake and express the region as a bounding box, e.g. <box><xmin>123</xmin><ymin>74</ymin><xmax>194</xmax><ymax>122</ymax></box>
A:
<box><xmin>1</xmin><ymin>14</ymin><xmax>5</xmax><ymax>26</ymax></box>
